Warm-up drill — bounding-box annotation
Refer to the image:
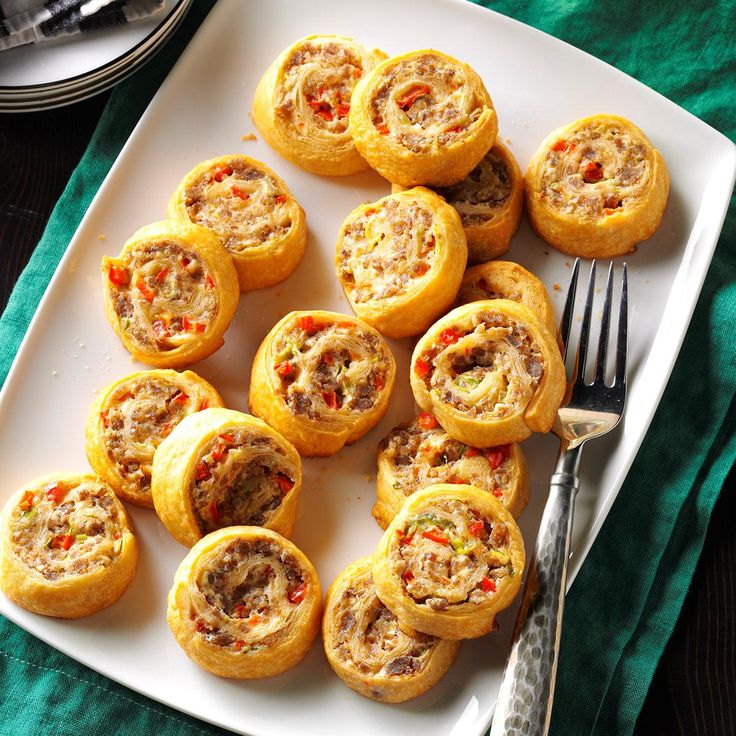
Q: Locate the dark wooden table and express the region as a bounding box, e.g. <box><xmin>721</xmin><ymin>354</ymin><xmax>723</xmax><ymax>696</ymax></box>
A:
<box><xmin>1</xmin><ymin>95</ymin><xmax>734</xmax><ymax>736</ymax></box>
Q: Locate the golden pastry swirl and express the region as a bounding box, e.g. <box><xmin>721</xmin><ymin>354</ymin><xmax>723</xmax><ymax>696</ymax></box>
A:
<box><xmin>249</xmin><ymin>311</ymin><xmax>396</xmax><ymax>457</ymax></box>
<box><xmin>152</xmin><ymin>409</ymin><xmax>302</xmax><ymax>546</ymax></box>
<box><xmin>350</xmin><ymin>50</ymin><xmax>498</xmax><ymax>186</ymax></box>
<box><xmin>101</xmin><ymin>221</ymin><xmax>239</xmax><ymax>368</ymax></box>
<box><xmin>374</xmin><ymin>413</ymin><xmax>528</xmax><ymax>529</ymax></box>
<box><xmin>168</xmin><ymin>155</ymin><xmax>307</xmax><ymax>292</ymax></box>
<box><xmin>0</xmin><ymin>473</ymin><xmax>138</xmax><ymax>618</ymax></box>
<box><xmin>322</xmin><ymin>555</ymin><xmax>460</xmax><ymax>703</ymax></box>
<box><xmin>253</xmin><ymin>35</ymin><xmax>387</xmax><ymax>176</ymax></box>
<box><xmin>85</xmin><ymin>369</ymin><xmax>223</xmax><ymax>508</ymax></box>
<box><xmin>167</xmin><ymin>527</ymin><xmax>321</xmax><ymax>679</ymax></box>
<box><xmin>458</xmin><ymin>260</ymin><xmax>557</xmax><ymax>337</ymax></box>
<box><xmin>335</xmin><ymin>187</ymin><xmax>467</xmax><ymax>337</ymax></box>
<box><xmin>525</xmin><ymin>114</ymin><xmax>670</xmax><ymax>257</ymax></box>
<box><xmin>410</xmin><ymin>300</ymin><xmax>565</xmax><ymax>447</ymax></box>
<box><xmin>373</xmin><ymin>484</ymin><xmax>525</xmax><ymax>639</ymax></box>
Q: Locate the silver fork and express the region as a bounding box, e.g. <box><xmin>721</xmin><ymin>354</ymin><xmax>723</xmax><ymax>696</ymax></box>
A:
<box><xmin>490</xmin><ymin>258</ymin><xmax>628</xmax><ymax>736</ymax></box>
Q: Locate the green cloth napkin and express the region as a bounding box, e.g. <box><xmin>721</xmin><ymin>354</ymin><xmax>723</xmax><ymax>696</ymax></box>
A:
<box><xmin>1</xmin><ymin>1</ymin><xmax>734</xmax><ymax>734</ymax></box>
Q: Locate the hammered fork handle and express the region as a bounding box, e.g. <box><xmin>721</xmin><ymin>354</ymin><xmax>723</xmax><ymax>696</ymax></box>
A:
<box><xmin>489</xmin><ymin>446</ymin><xmax>581</xmax><ymax>736</ymax></box>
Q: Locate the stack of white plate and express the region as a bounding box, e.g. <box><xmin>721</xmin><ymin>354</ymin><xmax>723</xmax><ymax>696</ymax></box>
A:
<box><xmin>0</xmin><ymin>0</ymin><xmax>191</xmax><ymax>113</ymax></box>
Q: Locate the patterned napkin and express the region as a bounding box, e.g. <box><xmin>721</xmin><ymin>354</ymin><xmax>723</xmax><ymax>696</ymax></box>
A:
<box><xmin>0</xmin><ymin>1</ymin><xmax>734</xmax><ymax>736</ymax></box>
<box><xmin>0</xmin><ymin>0</ymin><xmax>164</xmax><ymax>52</ymax></box>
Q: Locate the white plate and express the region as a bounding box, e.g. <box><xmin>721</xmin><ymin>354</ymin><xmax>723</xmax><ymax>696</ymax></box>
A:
<box><xmin>0</xmin><ymin>0</ymin><xmax>192</xmax><ymax>112</ymax></box>
<box><xmin>0</xmin><ymin>0</ymin><xmax>187</xmax><ymax>92</ymax></box>
<box><xmin>0</xmin><ymin>1</ymin><xmax>734</xmax><ymax>735</ymax></box>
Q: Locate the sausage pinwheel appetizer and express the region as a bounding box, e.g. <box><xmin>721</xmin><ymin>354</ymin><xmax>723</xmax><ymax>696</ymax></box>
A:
<box><xmin>350</xmin><ymin>50</ymin><xmax>498</xmax><ymax>186</ymax></box>
<box><xmin>410</xmin><ymin>300</ymin><xmax>565</xmax><ymax>447</ymax></box>
<box><xmin>168</xmin><ymin>155</ymin><xmax>307</xmax><ymax>293</ymax></box>
<box><xmin>392</xmin><ymin>140</ymin><xmax>523</xmax><ymax>263</ymax></box>
<box><xmin>253</xmin><ymin>35</ymin><xmax>387</xmax><ymax>176</ymax></box>
<box><xmin>525</xmin><ymin>113</ymin><xmax>670</xmax><ymax>257</ymax></box>
<box><xmin>152</xmin><ymin>408</ymin><xmax>302</xmax><ymax>546</ymax></box>
<box><xmin>85</xmin><ymin>369</ymin><xmax>223</xmax><ymax>508</ymax></box>
<box><xmin>0</xmin><ymin>473</ymin><xmax>138</xmax><ymax>619</ymax></box>
<box><xmin>335</xmin><ymin>187</ymin><xmax>467</xmax><ymax>338</ymax></box>
<box><xmin>373</xmin><ymin>484</ymin><xmax>524</xmax><ymax>639</ymax></box>
<box><xmin>457</xmin><ymin>260</ymin><xmax>557</xmax><ymax>338</ymax></box>
<box><xmin>167</xmin><ymin>526</ymin><xmax>321</xmax><ymax>679</ymax></box>
<box><xmin>322</xmin><ymin>555</ymin><xmax>460</xmax><ymax>703</ymax></box>
<box><xmin>249</xmin><ymin>311</ymin><xmax>396</xmax><ymax>457</ymax></box>
<box><xmin>373</xmin><ymin>412</ymin><xmax>528</xmax><ymax>529</ymax></box>
<box><xmin>102</xmin><ymin>221</ymin><xmax>239</xmax><ymax>368</ymax></box>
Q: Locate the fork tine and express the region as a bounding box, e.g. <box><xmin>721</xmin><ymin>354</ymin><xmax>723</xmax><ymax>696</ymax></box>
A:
<box><xmin>594</xmin><ymin>262</ymin><xmax>614</xmax><ymax>383</ymax></box>
<box><xmin>559</xmin><ymin>258</ymin><xmax>580</xmax><ymax>362</ymax></box>
<box><xmin>615</xmin><ymin>262</ymin><xmax>628</xmax><ymax>387</ymax></box>
<box><xmin>575</xmin><ymin>260</ymin><xmax>597</xmax><ymax>381</ymax></box>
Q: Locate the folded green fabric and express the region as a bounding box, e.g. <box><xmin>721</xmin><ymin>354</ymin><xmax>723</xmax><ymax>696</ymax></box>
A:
<box><xmin>0</xmin><ymin>1</ymin><xmax>734</xmax><ymax>735</ymax></box>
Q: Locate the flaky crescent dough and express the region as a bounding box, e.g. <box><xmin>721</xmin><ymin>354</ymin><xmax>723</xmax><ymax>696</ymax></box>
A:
<box><xmin>410</xmin><ymin>300</ymin><xmax>565</xmax><ymax>447</ymax></box>
<box><xmin>457</xmin><ymin>261</ymin><xmax>557</xmax><ymax>338</ymax></box>
<box><xmin>373</xmin><ymin>414</ymin><xmax>528</xmax><ymax>529</ymax></box>
<box><xmin>392</xmin><ymin>141</ymin><xmax>523</xmax><ymax>263</ymax></box>
<box><xmin>373</xmin><ymin>484</ymin><xmax>525</xmax><ymax>639</ymax></box>
<box><xmin>323</xmin><ymin>555</ymin><xmax>460</xmax><ymax>703</ymax></box>
<box><xmin>85</xmin><ymin>369</ymin><xmax>224</xmax><ymax>508</ymax></box>
<box><xmin>253</xmin><ymin>35</ymin><xmax>387</xmax><ymax>176</ymax></box>
<box><xmin>0</xmin><ymin>473</ymin><xmax>138</xmax><ymax>619</ymax></box>
<box><xmin>167</xmin><ymin>155</ymin><xmax>307</xmax><ymax>293</ymax></box>
<box><xmin>525</xmin><ymin>114</ymin><xmax>670</xmax><ymax>257</ymax></box>
<box><xmin>101</xmin><ymin>220</ymin><xmax>239</xmax><ymax>368</ymax></box>
<box><xmin>167</xmin><ymin>526</ymin><xmax>321</xmax><ymax>679</ymax></box>
<box><xmin>335</xmin><ymin>186</ymin><xmax>467</xmax><ymax>338</ymax></box>
<box><xmin>350</xmin><ymin>49</ymin><xmax>498</xmax><ymax>186</ymax></box>
<box><xmin>151</xmin><ymin>408</ymin><xmax>302</xmax><ymax>547</ymax></box>
<box><xmin>249</xmin><ymin>311</ymin><xmax>396</xmax><ymax>457</ymax></box>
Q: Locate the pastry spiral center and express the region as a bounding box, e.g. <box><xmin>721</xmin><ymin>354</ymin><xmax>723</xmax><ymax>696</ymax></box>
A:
<box><xmin>10</xmin><ymin>481</ymin><xmax>123</xmax><ymax>580</ymax></box>
<box><xmin>419</xmin><ymin>314</ymin><xmax>544</xmax><ymax>418</ymax></box>
<box><xmin>335</xmin><ymin>569</ymin><xmax>436</xmax><ymax>676</ymax></box>
<box><xmin>189</xmin><ymin>540</ymin><xmax>307</xmax><ymax>651</ymax></box>
<box><xmin>278</xmin><ymin>41</ymin><xmax>364</xmax><ymax>138</ymax></box>
<box><xmin>272</xmin><ymin>318</ymin><xmax>388</xmax><ymax>420</ymax></box>
<box><xmin>109</xmin><ymin>241</ymin><xmax>218</xmax><ymax>352</ymax></box>
<box><xmin>370</xmin><ymin>53</ymin><xmax>482</xmax><ymax>153</ymax></box>
<box><xmin>102</xmin><ymin>378</ymin><xmax>204</xmax><ymax>493</ymax></box>
<box><xmin>184</xmin><ymin>162</ymin><xmax>294</xmax><ymax>253</ymax></box>
<box><xmin>541</xmin><ymin>121</ymin><xmax>650</xmax><ymax>218</ymax></box>
<box><xmin>189</xmin><ymin>429</ymin><xmax>297</xmax><ymax>532</ymax></box>
<box><xmin>392</xmin><ymin>499</ymin><xmax>514</xmax><ymax>610</ymax></box>
<box><xmin>337</xmin><ymin>197</ymin><xmax>437</xmax><ymax>303</ymax></box>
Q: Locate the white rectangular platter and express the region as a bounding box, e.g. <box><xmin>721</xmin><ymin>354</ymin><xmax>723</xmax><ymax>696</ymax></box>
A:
<box><xmin>1</xmin><ymin>1</ymin><xmax>734</xmax><ymax>735</ymax></box>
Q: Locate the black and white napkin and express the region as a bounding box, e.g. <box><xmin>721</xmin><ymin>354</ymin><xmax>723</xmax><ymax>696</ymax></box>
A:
<box><xmin>0</xmin><ymin>0</ymin><xmax>164</xmax><ymax>52</ymax></box>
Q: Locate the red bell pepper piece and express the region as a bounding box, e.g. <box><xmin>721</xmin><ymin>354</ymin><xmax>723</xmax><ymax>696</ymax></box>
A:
<box><xmin>288</xmin><ymin>582</ymin><xmax>307</xmax><ymax>604</ymax></box>
<box><xmin>414</xmin><ymin>357</ymin><xmax>431</xmax><ymax>378</ymax></box>
<box><xmin>212</xmin><ymin>165</ymin><xmax>233</xmax><ymax>182</ymax></box>
<box><xmin>44</xmin><ymin>483</ymin><xmax>64</xmax><ymax>504</ymax></box>
<box><xmin>108</xmin><ymin>265</ymin><xmax>130</xmax><ymax>286</ymax></box>
<box><xmin>275</xmin><ymin>475</ymin><xmax>294</xmax><ymax>494</ymax></box>
<box><xmin>481</xmin><ymin>576</ymin><xmax>496</xmax><ymax>593</ymax></box>
<box><xmin>418</xmin><ymin>412</ymin><xmax>439</xmax><ymax>430</ymax></box>
<box><xmin>422</xmin><ymin>528</ymin><xmax>449</xmax><ymax>545</ymax></box>
<box><xmin>396</xmin><ymin>85</ymin><xmax>430</xmax><ymax>110</ymax></box>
